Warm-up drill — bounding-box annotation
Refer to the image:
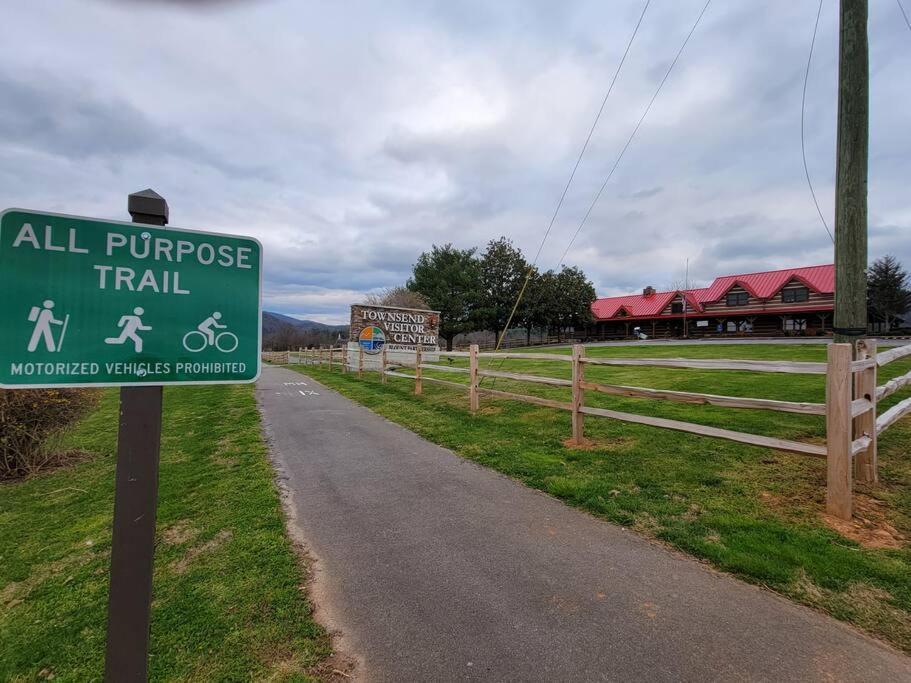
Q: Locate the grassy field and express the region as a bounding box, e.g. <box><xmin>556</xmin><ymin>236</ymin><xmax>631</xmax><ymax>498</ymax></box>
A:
<box><xmin>297</xmin><ymin>343</ymin><xmax>911</xmax><ymax>652</ymax></box>
<box><xmin>0</xmin><ymin>385</ymin><xmax>331</xmax><ymax>681</ymax></box>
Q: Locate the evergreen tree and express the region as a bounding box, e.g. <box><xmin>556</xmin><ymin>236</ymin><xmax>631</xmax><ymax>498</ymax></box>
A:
<box><xmin>477</xmin><ymin>237</ymin><xmax>529</xmax><ymax>342</ymax></box>
<box><xmin>548</xmin><ymin>266</ymin><xmax>596</xmax><ymax>340</ymax></box>
<box><xmin>407</xmin><ymin>244</ymin><xmax>481</xmax><ymax>350</ymax></box>
<box><xmin>867</xmin><ymin>255</ymin><xmax>911</xmax><ymax>331</ymax></box>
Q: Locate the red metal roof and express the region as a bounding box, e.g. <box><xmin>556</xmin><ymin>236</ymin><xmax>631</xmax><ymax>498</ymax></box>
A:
<box><xmin>695</xmin><ymin>264</ymin><xmax>834</xmax><ymax>302</ymax></box>
<box><xmin>592</xmin><ymin>264</ymin><xmax>834</xmax><ymax>321</ymax></box>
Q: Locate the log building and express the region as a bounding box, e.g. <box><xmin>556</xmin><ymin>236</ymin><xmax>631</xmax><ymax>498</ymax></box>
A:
<box><xmin>590</xmin><ymin>264</ymin><xmax>834</xmax><ymax>338</ymax></box>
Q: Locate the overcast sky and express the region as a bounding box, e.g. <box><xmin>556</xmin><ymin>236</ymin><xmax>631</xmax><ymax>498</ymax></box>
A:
<box><xmin>1</xmin><ymin>0</ymin><xmax>908</xmax><ymax>323</ymax></box>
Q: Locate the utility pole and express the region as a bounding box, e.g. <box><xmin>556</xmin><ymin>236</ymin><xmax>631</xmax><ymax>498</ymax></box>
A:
<box><xmin>833</xmin><ymin>0</ymin><xmax>869</xmax><ymax>346</ymax></box>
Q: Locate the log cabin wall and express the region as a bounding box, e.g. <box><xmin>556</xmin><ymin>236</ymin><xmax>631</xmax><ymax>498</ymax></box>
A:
<box><xmin>589</xmin><ymin>266</ymin><xmax>835</xmax><ymax>339</ymax></box>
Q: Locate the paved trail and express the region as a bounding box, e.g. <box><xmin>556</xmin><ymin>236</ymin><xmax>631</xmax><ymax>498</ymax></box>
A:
<box><xmin>257</xmin><ymin>365</ymin><xmax>910</xmax><ymax>682</ymax></box>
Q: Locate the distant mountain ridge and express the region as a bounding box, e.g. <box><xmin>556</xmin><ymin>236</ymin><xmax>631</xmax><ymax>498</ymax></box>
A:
<box><xmin>262</xmin><ymin>311</ymin><xmax>347</xmax><ymax>335</ymax></box>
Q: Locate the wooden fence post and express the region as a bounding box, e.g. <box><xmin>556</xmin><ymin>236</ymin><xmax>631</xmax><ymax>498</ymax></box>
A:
<box><xmin>854</xmin><ymin>338</ymin><xmax>877</xmax><ymax>483</ymax></box>
<box><xmin>414</xmin><ymin>346</ymin><xmax>423</xmax><ymax>395</ymax></box>
<box><xmin>571</xmin><ymin>344</ymin><xmax>585</xmax><ymax>444</ymax></box>
<box><xmin>381</xmin><ymin>347</ymin><xmax>387</xmax><ymax>384</ymax></box>
<box><xmin>342</xmin><ymin>346</ymin><xmax>348</xmax><ymax>373</ymax></box>
<box><xmin>329</xmin><ymin>347</ymin><xmax>334</xmax><ymax>371</ymax></box>
<box><xmin>358</xmin><ymin>345</ymin><xmax>364</xmax><ymax>378</ymax></box>
<box><xmin>469</xmin><ymin>344</ymin><xmax>479</xmax><ymax>413</ymax></box>
<box><xmin>826</xmin><ymin>343</ymin><xmax>853</xmax><ymax>519</ymax></box>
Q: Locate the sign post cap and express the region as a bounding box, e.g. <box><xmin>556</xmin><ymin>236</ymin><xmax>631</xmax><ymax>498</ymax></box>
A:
<box><xmin>128</xmin><ymin>189</ymin><xmax>169</xmax><ymax>224</ymax></box>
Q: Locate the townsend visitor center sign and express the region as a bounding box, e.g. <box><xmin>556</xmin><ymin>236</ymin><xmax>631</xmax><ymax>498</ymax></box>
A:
<box><xmin>348</xmin><ymin>303</ymin><xmax>440</xmax><ymax>368</ymax></box>
<box><xmin>0</xmin><ymin>209</ymin><xmax>262</xmax><ymax>388</ymax></box>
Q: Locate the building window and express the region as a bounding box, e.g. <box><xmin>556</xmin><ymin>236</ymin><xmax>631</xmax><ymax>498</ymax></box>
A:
<box><xmin>671</xmin><ymin>302</ymin><xmax>683</xmax><ymax>314</ymax></box>
<box><xmin>726</xmin><ymin>291</ymin><xmax>749</xmax><ymax>306</ymax></box>
<box><xmin>782</xmin><ymin>287</ymin><xmax>809</xmax><ymax>303</ymax></box>
<box><xmin>783</xmin><ymin>318</ymin><xmax>807</xmax><ymax>331</ymax></box>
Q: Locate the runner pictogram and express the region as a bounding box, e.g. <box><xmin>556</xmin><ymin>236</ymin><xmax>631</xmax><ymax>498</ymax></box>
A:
<box><xmin>104</xmin><ymin>307</ymin><xmax>152</xmax><ymax>353</ymax></box>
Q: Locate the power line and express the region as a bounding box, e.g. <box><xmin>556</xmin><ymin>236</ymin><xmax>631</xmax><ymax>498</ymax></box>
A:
<box><xmin>490</xmin><ymin>0</ymin><xmax>652</xmax><ymax>353</ymax></box>
<box><xmin>557</xmin><ymin>0</ymin><xmax>713</xmax><ymax>267</ymax></box>
<box><xmin>897</xmin><ymin>0</ymin><xmax>911</xmax><ymax>33</ymax></box>
<box><xmin>529</xmin><ymin>0</ymin><xmax>652</xmax><ymax>266</ymax></box>
<box><xmin>801</xmin><ymin>0</ymin><xmax>835</xmax><ymax>244</ymax></box>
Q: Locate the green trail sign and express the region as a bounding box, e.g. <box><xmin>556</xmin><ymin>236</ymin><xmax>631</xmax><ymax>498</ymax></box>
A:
<box><xmin>0</xmin><ymin>208</ymin><xmax>262</xmax><ymax>388</ymax></box>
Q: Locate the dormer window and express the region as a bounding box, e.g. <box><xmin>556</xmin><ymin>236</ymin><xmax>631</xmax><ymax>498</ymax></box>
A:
<box><xmin>782</xmin><ymin>287</ymin><xmax>809</xmax><ymax>303</ymax></box>
<box><xmin>726</xmin><ymin>292</ymin><xmax>749</xmax><ymax>306</ymax></box>
<box><xmin>671</xmin><ymin>302</ymin><xmax>683</xmax><ymax>314</ymax></box>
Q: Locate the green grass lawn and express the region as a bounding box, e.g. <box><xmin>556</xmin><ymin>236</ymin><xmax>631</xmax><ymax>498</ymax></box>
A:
<box><xmin>297</xmin><ymin>343</ymin><xmax>911</xmax><ymax>652</ymax></box>
<box><xmin>0</xmin><ymin>384</ymin><xmax>330</xmax><ymax>681</ymax></box>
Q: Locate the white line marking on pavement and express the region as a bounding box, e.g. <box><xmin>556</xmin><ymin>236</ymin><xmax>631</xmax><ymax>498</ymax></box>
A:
<box><xmin>299</xmin><ymin>389</ymin><xmax>320</xmax><ymax>397</ymax></box>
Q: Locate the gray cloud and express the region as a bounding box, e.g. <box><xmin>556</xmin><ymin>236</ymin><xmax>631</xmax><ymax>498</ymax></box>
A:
<box><xmin>0</xmin><ymin>72</ymin><xmax>276</xmax><ymax>182</ymax></box>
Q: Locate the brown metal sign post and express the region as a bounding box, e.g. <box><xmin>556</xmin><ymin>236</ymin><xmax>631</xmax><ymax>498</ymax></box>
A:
<box><xmin>104</xmin><ymin>189</ymin><xmax>168</xmax><ymax>681</ymax></box>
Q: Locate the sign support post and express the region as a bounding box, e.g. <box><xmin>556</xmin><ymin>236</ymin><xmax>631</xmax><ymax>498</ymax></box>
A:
<box><xmin>104</xmin><ymin>189</ymin><xmax>168</xmax><ymax>682</ymax></box>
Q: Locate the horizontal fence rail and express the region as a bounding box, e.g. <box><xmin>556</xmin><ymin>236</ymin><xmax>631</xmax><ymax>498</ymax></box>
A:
<box><xmin>478</xmin><ymin>351</ymin><xmax>574</xmax><ymax>362</ymax></box>
<box><xmin>579</xmin><ymin>380</ymin><xmax>827</xmax><ymax>415</ymax></box>
<box><xmin>477</xmin><ymin>368</ymin><xmax>573</xmax><ymax>387</ymax></box>
<box><xmin>279</xmin><ymin>338</ymin><xmax>911</xmax><ymax>522</ymax></box>
<box><xmin>578</xmin><ymin>405</ymin><xmax>827</xmax><ymax>458</ymax></box>
<box><xmin>876</xmin><ymin>368</ymin><xmax>911</xmax><ymax>401</ymax></box>
<box><xmin>876</xmin><ymin>396</ymin><xmax>911</xmax><ymax>435</ymax></box>
<box><xmin>418</xmin><ymin>363</ymin><xmax>469</xmax><ymax>374</ymax></box>
<box><xmin>581</xmin><ymin>357</ymin><xmax>827</xmax><ymax>374</ymax></box>
<box><xmin>876</xmin><ymin>344</ymin><xmax>911</xmax><ymax>367</ymax></box>
<box><xmin>852</xmin><ymin>435</ymin><xmax>873</xmax><ymax>457</ymax></box>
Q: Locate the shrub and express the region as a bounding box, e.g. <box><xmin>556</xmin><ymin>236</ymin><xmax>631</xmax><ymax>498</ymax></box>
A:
<box><xmin>0</xmin><ymin>388</ymin><xmax>100</xmax><ymax>480</ymax></box>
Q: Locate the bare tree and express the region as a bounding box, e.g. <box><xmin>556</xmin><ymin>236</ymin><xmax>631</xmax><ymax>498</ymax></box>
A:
<box><xmin>363</xmin><ymin>286</ymin><xmax>430</xmax><ymax>310</ymax></box>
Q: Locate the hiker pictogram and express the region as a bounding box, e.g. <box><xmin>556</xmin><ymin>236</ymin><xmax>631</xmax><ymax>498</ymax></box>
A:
<box><xmin>27</xmin><ymin>299</ymin><xmax>69</xmax><ymax>352</ymax></box>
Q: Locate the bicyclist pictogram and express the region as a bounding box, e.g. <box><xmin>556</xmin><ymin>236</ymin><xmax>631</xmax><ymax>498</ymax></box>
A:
<box><xmin>182</xmin><ymin>312</ymin><xmax>239</xmax><ymax>353</ymax></box>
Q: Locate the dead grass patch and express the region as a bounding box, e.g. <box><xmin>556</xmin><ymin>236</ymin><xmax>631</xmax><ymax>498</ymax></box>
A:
<box><xmin>632</xmin><ymin>512</ymin><xmax>662</xmax><ymax>537</ymax></box>
<box><xmin>160</xmin><ymin>520</ymin><xmax>199</xmax><ymax>546</ymax></box>
<box><xmin>704</xmin><ymin>531</ymin><xmax>723</xmax><ymax>545</ymax></box>
<box><xmin>561</xmin><ymin>436</ymin><xmax>636</xmax><ymax>452</ymax></box>
<box><xmin>790</xmin><ymin>570</ymin><xmax>911</xmax><ymax>652</ymax></box>
<box><xmin>309</xmin><ymin>653</ymin><xmax>358</xmax><ymax>682</ymax></box>
<box><xmin>682</xmin><ymin>503</ymin><xmax>703</xmax><ymax>522</ymax></box>
<box><xmin>171</xmin><ymin>529</ymin><xmax>233</xmax><ymax>574</ymax></box>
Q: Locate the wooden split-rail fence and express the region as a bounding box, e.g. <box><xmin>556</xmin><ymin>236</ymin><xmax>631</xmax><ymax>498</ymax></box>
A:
<box><xmin>266</xmin><ymin>341</ymin><xmax>911</xmax><ymax>521</ymax></box>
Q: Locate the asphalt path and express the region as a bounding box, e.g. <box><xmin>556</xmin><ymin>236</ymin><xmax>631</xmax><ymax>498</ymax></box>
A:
<box><xmin>257</xmin><ymin>365</ymin><xmax>911</xmax><ymax>682</ymax></box>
